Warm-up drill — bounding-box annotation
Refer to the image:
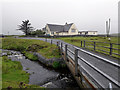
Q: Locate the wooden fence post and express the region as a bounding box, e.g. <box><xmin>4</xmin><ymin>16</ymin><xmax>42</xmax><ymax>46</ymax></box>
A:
<box><xmin>57</xmin><ymin>42</ymin><xmax>58</xmax><ymax>46</ymax></box>
<box><xmin>61</xmin><ymin>42</ymin><xmax>63</xmax><ymax>52</ymax></box>
<box><xmin>75</xmin><ymin>49</ymin><xmax>78</xmax><ymax>76</ymax></box>
<box><xmin>84</xmin><ymin>41</ymin><xmax>85</xmax><ymax>48</ymax></box>
<box><xmin>65</xmin><ymin>44</ymin><xmax>67</xmax><ymax>61</ymax></box>
<box><xmin>81</xmin><ymin>41</ymin><xmax>82</xmax><ymax>47</ymax></box>
<box><xmin>110</xmin><ymin>43</ymin><xmax>112</xmax><ymax>55</ymax></box>
<box><xmin>51</xmin><ymin>40</ymin><xmax>52</xmax><ymax>44</ymax></box>
<box><xmin>94</xmin><ymin>42</ymin><xmax>96</xmax><ymax>51</ymax></box>
<box><xmin>58</xmin><ymin>41</ymin><xmax>60</xmax><ymax>47</ymax></box>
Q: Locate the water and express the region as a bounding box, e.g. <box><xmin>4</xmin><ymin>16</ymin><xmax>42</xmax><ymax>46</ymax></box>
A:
<box><xmin>2</xmin><ymin>50</ymin><xmax>79</xmax><ymax>88</ymax></box>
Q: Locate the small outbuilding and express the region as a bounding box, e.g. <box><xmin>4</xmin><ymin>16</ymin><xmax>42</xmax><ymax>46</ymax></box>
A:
<box><xmin>78</xmin><ymin>31</ymin><xmax>98</xmax><ymax>35</ymax></box>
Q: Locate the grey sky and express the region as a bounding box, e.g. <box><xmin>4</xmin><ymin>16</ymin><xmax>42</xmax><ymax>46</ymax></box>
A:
<box><xmin>1</xmin><ymin>0</ymin><xmax>119</xmax><ymax>35</ymax></box>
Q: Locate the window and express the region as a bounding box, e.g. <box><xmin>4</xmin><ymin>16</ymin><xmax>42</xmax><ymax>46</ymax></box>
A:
<box><xmin>71</xmin><ymin>29</ymin><xmax>76</xmax><ymax>32</ymax></box>
<box><xmin>51</xmin><ymin>32</ymin><xmax>54</xmax><ymax>34</ymax></box>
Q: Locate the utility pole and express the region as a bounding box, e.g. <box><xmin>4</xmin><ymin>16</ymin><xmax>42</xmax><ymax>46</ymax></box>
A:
<box><xmin>108</xmin><ymin>18</ymin><xmax>111</xmax><ymax>37</ymax></box>
<box><xmin>8</xmin><ymin>31</ymin><xmax>9</xmax><ymax>36</ymax></box>
<box><xmin>106</xmin><ymin>21</ymin><xmax>108</xmax><ymax>37</ymax></box>
<box><xmin>106</xmin><ymin>18</ymin><xmax>111</xmax><ymax>37</ymax></box>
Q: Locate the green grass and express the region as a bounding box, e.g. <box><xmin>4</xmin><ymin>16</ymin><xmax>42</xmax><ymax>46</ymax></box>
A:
<box><xmin>0</xmin><ymin>57</ymin><xmax>2</xmax><ymax>90</ymax></box>
<box><xmin>2</xmin><ymin>56</ymin><xmax>42</xmax><ymax>88</ymax></box>
<box><xmin>2</xmin><ymin>38</ymin><xmax>61</xmax><ymax>59</ymax></box>
<box><xmin>24</xmin><ymin>52</ymin><xmax>38</xmax><ymax>61</ymax></box>
<box><xmin>57</xmin><ymin>36</ymin><xmax>120</xmax><ymax>59</ymax></box>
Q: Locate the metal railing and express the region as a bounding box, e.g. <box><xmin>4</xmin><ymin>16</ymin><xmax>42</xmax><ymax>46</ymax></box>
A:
<box><xmin>44</xmin><ymin>38</ymin><xmax>120</xmax><ymax>88</ymax></box>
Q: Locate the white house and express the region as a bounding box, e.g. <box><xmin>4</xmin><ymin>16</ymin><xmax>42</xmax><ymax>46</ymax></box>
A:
<box><xmin>78</xmin><ymin>31</ymin><xmax>98</xmax><ymax>35</ymax></box>
<box><xmin>42</xmin><ymin>23</ymin><xmax>79</xmax><ymax>36</ymax></box>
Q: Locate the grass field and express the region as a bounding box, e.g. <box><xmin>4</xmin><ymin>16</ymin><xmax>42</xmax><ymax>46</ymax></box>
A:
<box><xmin>0</xmin><ymin>57</ymin><xmax>2</xmax><ymax>90</ymax></box>
<box><xmin>2</xmin><ymin>56</ymin><xmax>42</xmax><ymax>88</ymax></box>
<box><xmin>2</xmin><ymin>38</ymin><xmax>61</xmax><ymax>59</ymax></box>
<box><xmin>57</xmin><ymin>36</ymin><xmax>120</xmax><ymax>58</ymax></box>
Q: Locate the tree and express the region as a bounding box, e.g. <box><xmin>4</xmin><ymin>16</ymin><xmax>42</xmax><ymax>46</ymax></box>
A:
<box><xmin>17</xmin><ymin>20</ymin><xmax>33</xmax><ymax>35</ymax></box>
<box><xmin>31</xmin><ymin>29</ymin><xmax>45</xmax><ymax>35</ymax></box>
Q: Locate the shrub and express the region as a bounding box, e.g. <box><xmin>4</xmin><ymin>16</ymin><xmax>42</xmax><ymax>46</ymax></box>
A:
<box><xmin>52</xmin><ymin>61</ymin><xmax>61</xmax><ymax>69</ymax></box>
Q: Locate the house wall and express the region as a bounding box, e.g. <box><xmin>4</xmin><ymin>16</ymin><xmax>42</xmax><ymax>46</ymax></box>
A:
<box><xmin>56</xmin><ymin>32</ymin><xmax>68</xmax><ymax>35</ymax></box>
<box><xmin>87</xmin><ymin>31</ymin><xmax>97</xmax><ymax>35</ymax></box>
<box><xmin>79</xmin><ymin>31</ymin><xmax>98</xmax><ymax>35</ymax></box>
<box><xmin>68</xmin><ymin>24</ymin><xmax>79</xmax><ymax>35</ymax></box>
<box><xmin>80</xmin><ymin>32</ymin><xmax>86</xmax><ymax>35</ymax></box>
<box><xmin>45</xmin><ymin>25</ymin><xmax>51</xmax><ymax>35</ymax></box>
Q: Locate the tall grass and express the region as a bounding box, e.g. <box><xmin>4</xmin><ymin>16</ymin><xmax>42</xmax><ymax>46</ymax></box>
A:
<box><xmin>2</xmin><ymin>38</ymin><xmax>61</xmax><ymax>59</ymax></box>
<box><xmin>2</xmin><ymin>56</ymin><xmax>42</xmax><ymax>88</ymax></box>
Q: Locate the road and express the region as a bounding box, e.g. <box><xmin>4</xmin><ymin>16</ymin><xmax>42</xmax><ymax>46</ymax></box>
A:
<box><xmin>19</xmin><ymin>37</ymin><xmax>120</xmax><ymax>88</ymax></box>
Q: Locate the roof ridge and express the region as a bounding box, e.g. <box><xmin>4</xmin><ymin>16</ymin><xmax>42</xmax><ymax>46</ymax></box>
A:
<box><xmin>47</xmin><ymin>24</ymin><xmax>64</xmax><ymax>26</ymax></box>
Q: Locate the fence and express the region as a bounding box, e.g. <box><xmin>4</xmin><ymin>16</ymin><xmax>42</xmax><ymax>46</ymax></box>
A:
<box><xmin>45</xmin><ymin>38</ymin><xmax>120</xmax><ymax>88</ymax></box>
<box><xmin>79</xmin><ymin>40</ymin><xmax>120</xmax><ymax>59</ymax></box>
<box><xmin>21</xmin><ymin>34</ymin><xmax>120</xmax><ymax>38</ymax></box>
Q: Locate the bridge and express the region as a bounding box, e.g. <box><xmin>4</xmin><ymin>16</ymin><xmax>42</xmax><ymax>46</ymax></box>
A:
<box><xmin>21</xmin><ymin>37</ymin><xmax>120</xmax><ymax>89</ymax></box>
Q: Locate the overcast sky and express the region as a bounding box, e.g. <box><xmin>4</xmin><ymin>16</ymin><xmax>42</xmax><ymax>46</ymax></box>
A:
<box><xmin>0</xmin><ymin>0</ymin><xmax>119</xmax><ymax>35</ymax></box>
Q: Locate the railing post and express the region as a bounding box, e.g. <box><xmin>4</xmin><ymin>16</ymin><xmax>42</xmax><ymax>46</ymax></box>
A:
<box><xmin>110</xmin><ymin>43</ymin><xmax>112</xmax><ymax>55</ymax></box>
<box><xmin>75</xmin><ymin>49</ymin><xmax>78</xmax><ymax>76</ymax></box>
<box><xmin>57</xmin><ymin>42</ymin><xmax>58</xmax><ymax>46</ymax></box>
<box><xmin>81</xmin><ymin>41</ymin><xmax>82</xmax><ymax>47</ymax></box>
<box><xmin>58</xmin><ymin>41</ymin><xmax>60</xmax><ymax>47</ymax></box>
<box><xmin>108</xmin><ymin>83</ymin><xmax>112</xmax><ymax>90</ymax></box>
<box><xmin>84</xmin><ymin>41</ymin><xmax>85</xmax><ymax>48</ymax></box>
<box><xmin>51</xmin><ymin>39</ymin><xmax>52</xmax><ymax>44</ymax></box>
<box><xmin>61</xmin><ymin>42</ymin><xmax>63</xmax><ymax>52</ymax></box>
<box><xmin>65</xmin><ymin>44</ymin><xmax>67</xmax><ymax>61</ymax></box>
<box><xmin>94</xmin><ymin>42</ymin><xmax>96</xmax><ymax>51</ymax></box>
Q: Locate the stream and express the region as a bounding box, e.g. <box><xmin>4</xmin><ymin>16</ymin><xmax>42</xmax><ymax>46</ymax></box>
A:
<box><xmin>2</xmin><ymin>49</ymin><xmax>79</xmax><ymax>89</ymax></box>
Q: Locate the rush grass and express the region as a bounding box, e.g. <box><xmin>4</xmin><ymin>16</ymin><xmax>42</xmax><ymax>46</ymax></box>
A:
<box><xmin>2</xmin><ymin>38</ymin><xmax>61</xmax><ymax>60</ymax></box>
<box><xmin>2</xmin><ymin>56</ymin><xmax>42</xmax><ymax>88</ymax></box>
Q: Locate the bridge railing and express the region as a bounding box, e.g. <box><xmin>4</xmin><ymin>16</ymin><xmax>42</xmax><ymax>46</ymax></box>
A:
<box><xmin>59</xmin><ymin>42</ymin><xmax>103</xmax><ymax>88</ymax></box>
<box><xmin>45</xmin><ymin>38</ymin><xmax>119</xmax><ymax>88</ymax></box>
<box><xmin>58</xmin><ymin>41</ymin><xmax>119</xmax><ymax>88</ymax></box>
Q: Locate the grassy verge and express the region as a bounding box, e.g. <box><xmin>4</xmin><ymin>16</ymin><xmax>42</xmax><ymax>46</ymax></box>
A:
<box><xmin>57</xmin><ymin>36</ymin><xmax>120</xmax><ymax>59</ymax></box>
<box><xmin>0</xmin><ymin>57</ymin><xmax>2</xmax><ymax>90</ymax></box>
<box><xmin>2</xmin><ymin>56</ymin><xmax>42</xmax><ymax>88</ymax></box>
<box><xmin>2</xmin><ymin>38</ymin><xmax>61</xmax><ymax>60</ymax></box>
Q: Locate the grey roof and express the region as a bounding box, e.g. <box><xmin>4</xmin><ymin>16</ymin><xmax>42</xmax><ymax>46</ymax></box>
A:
<box><xmin>47</xmin><ymin>23</ymin><xmax>73</xmax><ymax>32</ymax></box>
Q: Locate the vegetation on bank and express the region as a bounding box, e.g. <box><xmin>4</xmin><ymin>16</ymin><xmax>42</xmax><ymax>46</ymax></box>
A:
<box><xmin>0</xmin><ymin>57</ymin><xmax>2</xmax><ymax>90</ymax></box>
<box><xmin>2</xmin><ymin>38</ymin><xmax>61</xmax><ymax>60</ymax></box>
<box><xmin>57</xmin><ymin>36</ymin><xmax>120</xmax><ymax>58</ymax></box>
<box><xmin>2</xmin><ymin>56</ymin><xmax>42</xmax><ymax>88</ymax></box>
<box><xmin>2</xmin><ymin>38</ymin><xmax>64</xmax><ymax>69</ymax></box>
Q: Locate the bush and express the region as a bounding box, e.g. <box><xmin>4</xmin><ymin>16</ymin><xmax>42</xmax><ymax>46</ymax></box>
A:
<box><xmin>52</xmin><ymin>61</ymin><xmax>61</xmax><ymax>69</ymax></box>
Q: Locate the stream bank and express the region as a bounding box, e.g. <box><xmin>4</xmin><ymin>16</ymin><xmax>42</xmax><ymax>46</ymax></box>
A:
<box><xmin>2</xmin><ymin>49</ymin><xmax>79</xmax><ymax>89</ymax></box>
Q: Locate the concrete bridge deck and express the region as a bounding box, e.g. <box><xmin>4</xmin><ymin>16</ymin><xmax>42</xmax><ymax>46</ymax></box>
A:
<box><xmin>20</xmin><ymin>37</ymin><xmax>120</xmax><ymax>89</ymax></box>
